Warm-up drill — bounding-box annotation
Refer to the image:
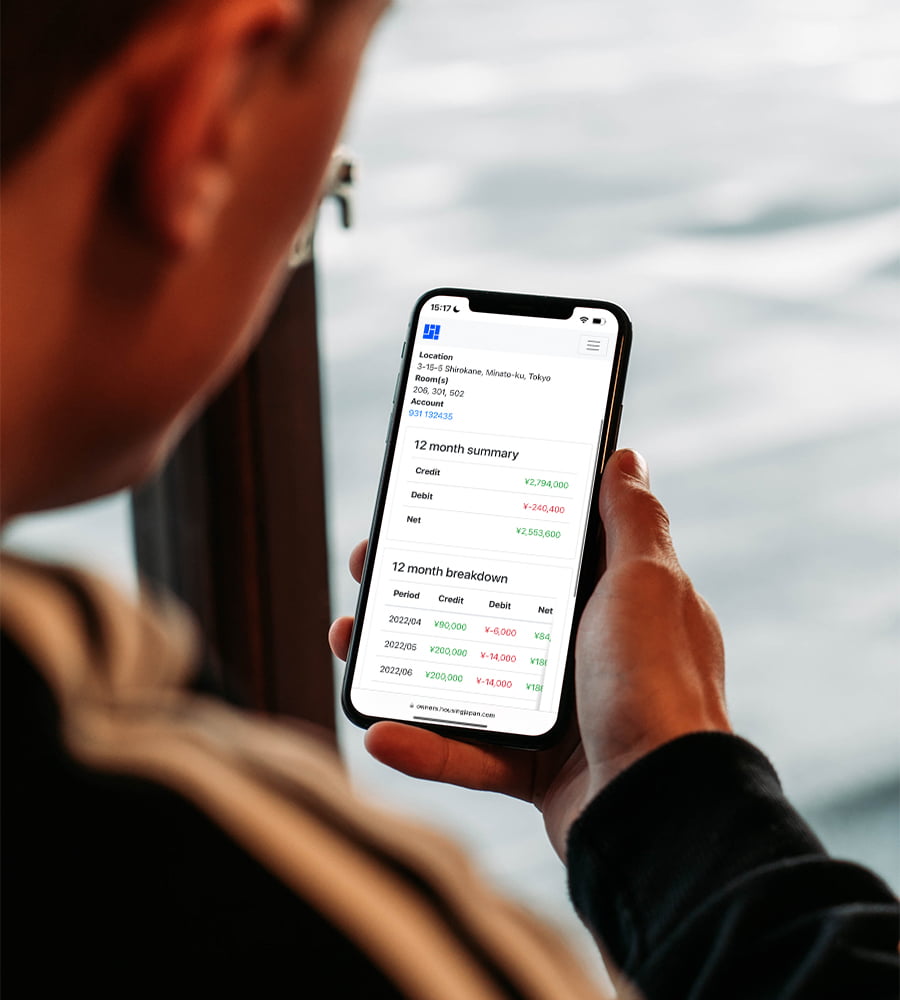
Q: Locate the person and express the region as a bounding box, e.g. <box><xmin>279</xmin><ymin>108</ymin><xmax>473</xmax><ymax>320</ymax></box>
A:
<box><xmin>0</xmin><ymin>1</ymin><xmax>896</xmax><ymax>998</ymax></box>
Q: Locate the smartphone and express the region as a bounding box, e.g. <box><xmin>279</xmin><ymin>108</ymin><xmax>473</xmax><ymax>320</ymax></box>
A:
<box><xmin>341</xmin><ymin>288</ymin><xmax>631</xmax><ymax>749</ymax></box>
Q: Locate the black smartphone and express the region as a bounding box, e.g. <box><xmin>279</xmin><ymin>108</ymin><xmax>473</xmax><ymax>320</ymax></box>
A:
<box><xmin>341</xmin><ymin>288</ymin><xmax>631</xmax><ymax>749</ymax></box>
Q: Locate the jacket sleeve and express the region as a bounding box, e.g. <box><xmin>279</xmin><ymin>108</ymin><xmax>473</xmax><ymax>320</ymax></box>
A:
<box><xmin>566</xmin><ymin>732</ymin><xmax>900</xmax><ymax>1000</ymax></box>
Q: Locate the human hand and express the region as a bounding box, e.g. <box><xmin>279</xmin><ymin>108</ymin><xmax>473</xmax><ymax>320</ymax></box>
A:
<box><xmin>330</xmin><ymin>545</ymin><xmax>587</xmax><ymax>860</ymax></box>
<box><xmin>572</xmin><ymin>449</ymin><xmax>730</xmax><ymax>805</ymax></box>
<box><xmin>329</xmin><ymin>449</ymin><xmax>730</xmax><ymax>859</ymax></box>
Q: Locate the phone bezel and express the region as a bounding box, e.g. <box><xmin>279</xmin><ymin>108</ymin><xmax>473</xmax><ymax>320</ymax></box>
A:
<box><xmin>341</xmin><ymin>287</ymin><xmax>632</xmax><ymax>750</ymax></box>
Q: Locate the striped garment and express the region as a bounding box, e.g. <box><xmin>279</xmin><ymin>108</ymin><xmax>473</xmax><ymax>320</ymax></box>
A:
<box><xmin>0</xmin><ymin>554</ymin><xmax>613</xmax><ymax>1000</ymax></box>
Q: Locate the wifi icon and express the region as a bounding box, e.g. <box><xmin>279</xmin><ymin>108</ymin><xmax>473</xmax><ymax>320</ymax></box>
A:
<box><xmin>580</xmin><ymin>316</ymin><xmax>589</xmax><ymax>324</ymax></box>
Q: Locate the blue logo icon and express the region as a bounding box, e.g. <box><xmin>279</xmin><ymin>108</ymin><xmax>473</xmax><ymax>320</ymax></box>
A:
<box><xmin>423</xmin><ymin>324</ymin><xmax>441</xmax><ymax>340</ymax></box>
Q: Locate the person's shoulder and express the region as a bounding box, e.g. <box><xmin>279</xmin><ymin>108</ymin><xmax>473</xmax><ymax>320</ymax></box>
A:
<box><xmin>1</xmin><ymin>626</ymin><xmax>399</xmax><ymax>995</ymax></box>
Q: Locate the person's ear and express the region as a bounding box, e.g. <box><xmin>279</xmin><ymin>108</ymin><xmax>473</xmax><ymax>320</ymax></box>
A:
<box><xmin>134</xmin><ymin>0</ymin><xmax>303</xmax><ymax>251</ymax></box>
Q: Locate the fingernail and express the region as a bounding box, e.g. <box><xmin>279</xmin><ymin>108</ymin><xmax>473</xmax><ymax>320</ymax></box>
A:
<box><xmin>618</xmin><ymin>448</ymin><xmax>649</xmax><ymax>483</ymax></box>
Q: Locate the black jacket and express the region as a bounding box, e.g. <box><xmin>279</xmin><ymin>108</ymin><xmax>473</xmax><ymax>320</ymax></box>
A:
<box><xmin>3</xmin><ymin>634</ymin><xmax>898</xmax><ymax>998</ymax></box>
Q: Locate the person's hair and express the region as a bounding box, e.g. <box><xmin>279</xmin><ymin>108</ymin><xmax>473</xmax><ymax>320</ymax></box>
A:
<box><xmin>1</xmin><ymin>2</ymin><xmax>173</xmax><ymax>171</ymax></box>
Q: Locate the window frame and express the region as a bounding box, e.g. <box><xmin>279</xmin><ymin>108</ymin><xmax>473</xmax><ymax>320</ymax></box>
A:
<box><xmin>132</xmin><ymin>260</ymin><xmax>336</xmax><ymax>735</ymax></box>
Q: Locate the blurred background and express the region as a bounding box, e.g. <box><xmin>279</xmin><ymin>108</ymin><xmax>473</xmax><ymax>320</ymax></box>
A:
<box><xmin>6</xmin><ymin>0</ymin><xmax>898</xmax><ymax>981</ymax></box>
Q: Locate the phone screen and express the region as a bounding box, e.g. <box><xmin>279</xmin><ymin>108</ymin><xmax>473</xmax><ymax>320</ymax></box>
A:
<box><xmin>343</xmin><ymin>289</ymin><xmax>630</xmax><ymax>746</ymax></box>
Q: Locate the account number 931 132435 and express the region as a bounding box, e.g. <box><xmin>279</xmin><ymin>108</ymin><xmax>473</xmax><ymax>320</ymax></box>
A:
<box><xmin>408</xmin><ymin>409</ymin><xmax>454</xmax><ymax>420</ymax></box>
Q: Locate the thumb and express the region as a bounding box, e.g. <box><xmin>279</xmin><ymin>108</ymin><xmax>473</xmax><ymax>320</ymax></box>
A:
<box><xmin>599</xmin><ymin>450</ymin><xmax>676</xmax><ymax>566</ymax></box>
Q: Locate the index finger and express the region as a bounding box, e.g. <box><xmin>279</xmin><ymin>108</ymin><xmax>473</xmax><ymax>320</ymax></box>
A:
<box><xmin>364</xmin><ymin>722</ymin><xmax>534</xmax><ymax>801</ymax></box>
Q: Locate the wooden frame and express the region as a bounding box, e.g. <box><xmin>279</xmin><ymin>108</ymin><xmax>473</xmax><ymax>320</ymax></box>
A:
<box><xmin>132</xmin><ymin>261</ymin><xmax>336</xmax><ymax>737</ymax></box>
